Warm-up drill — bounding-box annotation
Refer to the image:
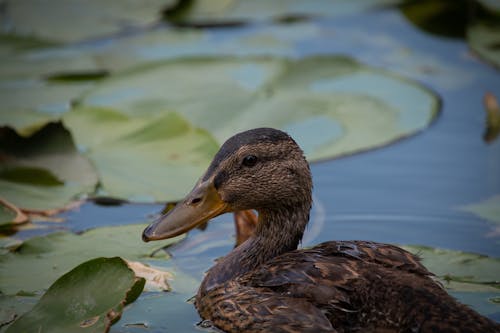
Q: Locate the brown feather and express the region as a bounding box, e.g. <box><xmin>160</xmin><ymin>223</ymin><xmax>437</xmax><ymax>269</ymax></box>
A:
<box><xmin>164</xmin><ymin>128</ymin><xmax>499</xmax><ymax>333</ymax></box>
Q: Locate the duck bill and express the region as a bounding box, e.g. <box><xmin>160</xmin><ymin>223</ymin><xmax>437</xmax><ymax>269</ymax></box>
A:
<box><xmin>142</xmin><ymin>179</ymin><xmax>229</xmax><ymax>242</ymax></box>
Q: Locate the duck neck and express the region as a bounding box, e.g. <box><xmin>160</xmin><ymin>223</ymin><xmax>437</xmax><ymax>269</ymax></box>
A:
<box><xmin>199</xmin><ymin>203</ymin><xmax>311</xmax><ymax>296</ymax></box>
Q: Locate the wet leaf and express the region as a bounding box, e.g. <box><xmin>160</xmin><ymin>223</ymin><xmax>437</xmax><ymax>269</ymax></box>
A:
<box><xmin>162</xmin><ymin>0</ymin><xmax>401</xmax><ymax>26</ymax></box>
<box><xmin>1</xmin><ymin>0</ymin><xmax>174</xmax><ymax>43</ymax></box>
<box><xmin>63</xmin><ymin>108</ymin><xmax>220</xmax><ymax>202</ymax></box>
<box><xmin>0</xmin><ymin>109</ymin><xmax>57</xmax><ymax>137</ymax></box>
<box><xmin>81</xmin><ymin>56</ymin><xmax>439</xmax><ymax>165</ymax></box>
<box><xmin>0</xmin><ymin>81</ymin><xmax>93</xmax><ymax>118</ymax></box>
<box><xmin>110</xmin><ymin>291</ymin><xmax>200</xmax><ymax>333</ymax></box>
<box><xmin>0</xmin><ymin>237</ymin><xmax>23</xmax><ymax>255</ymax></box>
<box><xmin>0</xmin><ymin>199</ymin><xmax>28</xmax><ymax>229</ymax></box>
<box><xmin>0</xmin><ymin>294</ymin><xmax>37</xmax><ymax>330</ymax></box>
<box><xmin>468</xmin><ymin>20</ymin><xmax>500</xmax><ymax>69</ymax></box>
<box><xmin>461</xmin><ymin>195</ymin><xmax>500</xmax><ymax>226</ymax></box>
<box><xmin>6</xmin><ymin>257</ymin><xmax>145</xmax><ymax>333</ymax></box>
<box><xmin>0</xmin><ymin>123</ymin><xmax>98</xmax><ymax>212</ymax></box>
<box><xmin>403</xmin><ymin>245</ymin><xmax>500</xmax><ymax>287</ymax></box>
<box><xmin>109</xmin><ymin>264</ymin><xmax>201</xmax><ymax>333</ymax></box>
<box><xmin>0</xmin><ymin>224</ymin><xmax>184</xmax><ymax>295</ymax></box>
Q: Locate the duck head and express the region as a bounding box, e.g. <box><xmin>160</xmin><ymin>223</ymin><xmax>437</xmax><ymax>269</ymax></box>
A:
<box><xmin>142</xmin><ymin>127</ymin><xmax>312</xmax><ymax>242</ymax></box>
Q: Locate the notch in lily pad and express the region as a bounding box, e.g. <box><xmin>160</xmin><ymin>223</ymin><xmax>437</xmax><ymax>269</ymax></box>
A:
<box><xmin>6</xmin><ymin>257</ymin><xmax>145</xmax><ymax>333</ymax></box>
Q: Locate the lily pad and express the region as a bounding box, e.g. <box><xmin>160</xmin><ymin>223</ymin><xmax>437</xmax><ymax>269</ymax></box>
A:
<box><xmin>0</xmin><ymin>223</ymin><xmax>184</xmax><ymax>295</ymax></box>
<box><xmin>468</xmin><ymin>21</ymin><xmax>500</xmax><ymax>69</ymax></box>
<box><xmin>6</xmin><ymin>257</ymin><xmax>145</xmax><ymax>333</ymax></box>
<box><xmin>81</xmin><ymin>56</ymin><xmax>439</xmax><ymax>164</ymax></box>
<box><xmin>0</xmin><ymin>109</ymin><xmax>59</xmax><ymax>137</ymax></box>
<box><xmin>0</xmin><ymin>199</ymin><xmax>28</xmax><ymax>228</ymax></box>
<box><xmin>0</xmin><ymin>294</ymin><xmax>37</xmax><ymax>330</ymax></box>
<box><xmin>403</xmin><ymin>245</ymin><xmax>500</xmax><ymax>287</ymax></box>
<box><xmin>109</xmin><ymin>291</ymin><xmax>200</xmax><ymax>333</ymax></box>
<box><xmin>461</xmin><ymin>195</ymin><xmax>500</xmax><ymax>226</ymax></box>
<box><xmin>63</xmin><ymin>108</ymin><xmax>220</xmax><ymax>202</ymax></box>
<box><xmin>0</xmin><ymin>123</ymin><xmax>98</xmax><ymax>212</ymax></box>
<box><xmin>0</xmin><ymin>0</ymin><xmax>174</xmax><ymax>43</ymax></box>
<box><xmin>163</xmin><ymin>0</ymin><xmax>402</xmax><ymax>26</ymax></box>
<box><xmin>0</xmin><ymin>80</ymin><xmax>93</xmax><ymax>119</ymax></box>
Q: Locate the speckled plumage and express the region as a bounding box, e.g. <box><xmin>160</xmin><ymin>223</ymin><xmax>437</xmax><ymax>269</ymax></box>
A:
<box><xmin>145</xmin><ymin>128</ymin><xmax>500</xmax><ymax>333</ymax></box>
<box><xmin>197</xmin><ymin>240</ymin><xmax>499</xmax><ymax>332</ymax></box>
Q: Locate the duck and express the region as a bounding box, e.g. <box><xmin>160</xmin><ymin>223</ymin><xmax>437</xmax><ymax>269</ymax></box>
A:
<box><xmin>142</xmin><ymin>128</ymin><xmax>500</xmax><ymax>333</ymax></box>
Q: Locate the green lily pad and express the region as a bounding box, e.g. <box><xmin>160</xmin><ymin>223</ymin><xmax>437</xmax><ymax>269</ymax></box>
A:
<box><xmin>468</xmin><ymin>21</ymin><xmax>500</xmax><ymax>69</ymax></box>
<box><xmin>403</xmin><ymin>245</ymin><xmax>500</xmax><ymax>288</ymax></box>
<box><xmin>81</xmin><ymin>56</ymin><xmax>439</xmax><ymax>164</ymax></box>
<box><xmin>163</xmin><ymin>0</ymin><xmax>401</xmax><ymax>25</ymax></box>
<box><xmin>0</xmin><ymin>294</ymin><xmax>38</xmax><ymax>330</ymax></box>
<box><xmin>0</xmin><ymin>223</ymin><xmax>184</xmax><ymax>295</ymax></box>
<box><xmin>63</xmin><ymin>108</ymin><xmax>220</xmax><ymax>202</ymax></box>
<box><xmin>0</xmin><ymin>123</ymin><xmax>98</xmax><ymax>212</ymax></box>
<box><xmin>461</xmin><ymin>195</ymin><xmax>500</xmax><ymax>226</ymax></box>
<box><xmin>0</xmin><ymin>110</ymin><xmax>58</xmax><ymax>137</ymax></box>
<box><xmin>0</xmin><ymin>199</ymin><xmax>28</xmax><ymax>229</ymax></box>
<box><xmin>0</xmin><ymin>47</ymin><xmax>99</xmax><ymax>81</ymax></box>
<box><xmin>110</xmin><ymin>291</ymin><xmax>199</xmax><ymax>333</ymax></box>
<box><xmin>1</xmin><ymin>0</ymin><xmax>174</xmax><ymax>43</ymax></box>
<box><xmin>0</xmin><ymin>80</ymin><xmax>93</xmax><ymax>118</ymax></box>
<box><xmin>6</xmin><ymin>257</ymin><xmax>145</xmax><ymax>333</ymax></box>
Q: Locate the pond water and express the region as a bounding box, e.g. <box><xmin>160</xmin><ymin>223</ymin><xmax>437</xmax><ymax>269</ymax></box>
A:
<box><xmin>3</xmin><ymin>2</ymin><xmax>500</xmax><ymax>332</ymax></box>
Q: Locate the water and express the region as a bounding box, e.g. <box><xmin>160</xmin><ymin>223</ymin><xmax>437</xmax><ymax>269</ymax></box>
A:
<box><xmin>7</xmin><ymin>4</ymin><xmax>500</xmax><ymax>332</ymax></box>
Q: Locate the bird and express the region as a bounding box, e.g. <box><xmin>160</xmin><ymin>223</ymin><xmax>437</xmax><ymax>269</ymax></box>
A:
<box><xmin>142</xmin><ymin>127</ymin><xmax>500</xmax><ymax>333</ymax></box>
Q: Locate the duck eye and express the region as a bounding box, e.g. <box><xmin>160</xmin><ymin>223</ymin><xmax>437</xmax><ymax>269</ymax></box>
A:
<box><xmin>242</xmin><ymin>155</ymin><xmax>258</xmax><ymax>167</ymax></box>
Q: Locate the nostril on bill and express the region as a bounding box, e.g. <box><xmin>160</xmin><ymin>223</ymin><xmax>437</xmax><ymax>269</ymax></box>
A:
<box><xmin>190</xmin><ymin>197</ymin><xmax>202</xmax><ymax>205</ymax></box>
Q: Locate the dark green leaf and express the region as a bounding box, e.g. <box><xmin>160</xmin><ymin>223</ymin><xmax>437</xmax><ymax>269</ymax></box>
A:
<box><xmin>0</xmin><ymin>123</ymin><xmax>98</xmax><ymax>212</ymax></box>
<box><xmin>6</xmin><ymin>257</ymin><xmax>145</xmax><ymax>333</ymax></box>
<box><xmin>0</xmin><ymin>224</ymin><xmax>184</xmax><ymax>295</ymax></box>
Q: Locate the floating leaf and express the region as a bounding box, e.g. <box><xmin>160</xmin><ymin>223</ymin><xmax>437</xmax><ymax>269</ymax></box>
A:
<box><xmin>1</xmin><ymin>0</ymin><xmax>175</xmax><ymax>43</ymax></box>
<box><xmin>0</xmin><ymin>80</ymin><xmax>93</xmax><ymax>119</ymax></box>
<box><xmin>0</xmin><ymin>199</ymin><xmax>28</xmax><ymax>229</ymax></box>
<box><xmin>0</xmin><ymin>294</ymin><xmax>37</xmax><ymax>330</ymax></box>
<box><xmin>461</xmin><ymin>195</ymin><xmax>500</xmax><ymax>226</ymax></box>
<box><xmin>6</xmin><ymin>257</ymin><xmax>145</xmax><ymax>333</ymax></box>
<box><xmin>468</xmin><ymin>21</ymin><xmax>500</xmax><ymax>69</ymax></box>
<box><xmin>0</xmin><ymin>123</ymin><xmax>98</xmax><ymax>212</ymax></box>
<box><xmin>63</xmin><ymin>108</ymin><xmax>220</xmax><ymax>202</ymax></box>
<box><xmin>0</xmin><ymin>109</ymin><xmax>58</xmax><ymax>137</ymax></box>
<box><xmin>403</xmin><ymin>245</ymin><xmax>500</xmax><ymax>287</ymax></box>
<box><xmin>0</xmin><ymin>224</ymin><xmax>184</xmax><ymax>295</ymax></box>
<box><xmin>81</xmin><ymin>56</ymin><xmax>439</xmax><ymax>164</ymax></box>
<box><xmin>162</xmin><ymin>0</ymin><xmax>401</xmax><ymax>26</ymax></box>
<box><xmin>0</xmin><ymin>47</ymin><xmax>99</xmax><ymax>81</ymax></box>
<box><xmin>110</xmin><ymin>291</ymin><xmax>200</xmax><ymax>333</ymax></box>
<box><xmin>109</xmin><ymin>265</ymin><xmax>201</xmax><ymax>333</ymax></box>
